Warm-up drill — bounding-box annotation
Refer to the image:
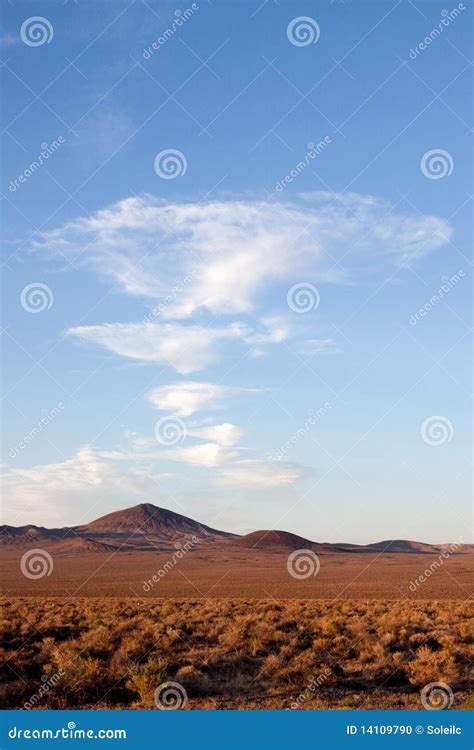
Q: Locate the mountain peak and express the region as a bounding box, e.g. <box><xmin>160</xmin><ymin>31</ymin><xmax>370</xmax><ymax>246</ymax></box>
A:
<box><xmin>76</xmin><ymin>502</ymin><xmax>233</xmax><ymax>539</ymax></box>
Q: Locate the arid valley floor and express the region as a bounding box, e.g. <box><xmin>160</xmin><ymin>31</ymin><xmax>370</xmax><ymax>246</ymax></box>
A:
<box><xmin>1</xmin><ymin>504</ymin><xmax>472</xmax><ymax>710</ymax></box>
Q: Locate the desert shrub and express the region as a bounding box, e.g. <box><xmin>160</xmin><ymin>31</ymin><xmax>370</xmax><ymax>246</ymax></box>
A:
<box><xmin>406</xmin><ymin>646</ymin><xmax>459</xmax><ymax>687</ymax></box>
<box><xmin>1</xmin><ymin>597</ymin><xmax>472</xmax><ymax>709</ymax></box>
<box><xmin>50</xmin><ymin>644</ymin><xmax>109</xmax><ymax>702</ymax></box>
<box><xmin>126</xmin><ymin>657</ymin><xmax>169</xmax><ymax>706</ymax></box>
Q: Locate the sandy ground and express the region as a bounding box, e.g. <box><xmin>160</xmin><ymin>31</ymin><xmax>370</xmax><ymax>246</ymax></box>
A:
<box><xmin>1</xmin><ymin>545</ymin><xmax>472</xmax><ymax>599</ymax></box>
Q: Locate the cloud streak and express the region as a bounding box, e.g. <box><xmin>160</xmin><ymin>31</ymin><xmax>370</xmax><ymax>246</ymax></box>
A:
<box><xmin>216</xmin><ymin>459</ymin><xmax>308</xmax><ymax>488</ymax></box>
<box><xmin>32</xmin><ymin>193</ymin><xmax>452</xmax><ymax>321</ymax></box>
<box><xmin>69</xmin><ymin>322</ymin><xmax>251</xmax><ymax>374</ymax></box>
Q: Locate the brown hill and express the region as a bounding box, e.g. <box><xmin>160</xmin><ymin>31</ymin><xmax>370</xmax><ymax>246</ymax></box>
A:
<box><xmin>1</xmin><ymin>504</ymin><xmax>469</xmax><ymax>557</ymax></box>
<box><xmin>76</xmin><ymin>502</ymin><xmax>233</xmax><ymax>540</ymax></box>
<box><xmin>367</xmin><ymin>539</ymin><xmax>443</xmax><ymax>554</ymax></box>
<box><xmin>0</xmin><ymin>525</ymin><xmax>65</xmax><ymax>545</ymax></box>
<box><xmin>233</xmin><ymin>530</ymin><xmax>316</xmax><ymax>550</ymax></box>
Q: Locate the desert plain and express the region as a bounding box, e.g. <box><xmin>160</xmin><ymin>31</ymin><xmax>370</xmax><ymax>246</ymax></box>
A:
<box><xmin>1</xmin><ymin>503</ymin><xmax>472</xmax><ymax>710</ymax></box>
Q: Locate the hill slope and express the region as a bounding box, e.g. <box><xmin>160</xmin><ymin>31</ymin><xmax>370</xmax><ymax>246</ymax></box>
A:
<box><xmin>233</xmin><ymin>530</ymin><xmax>316</xmax><ymax>549</ymax></box>
<box><xmin>77</xmin><ymin>502</ymin><xmax>233</xmax><ymax>539</ymax></box>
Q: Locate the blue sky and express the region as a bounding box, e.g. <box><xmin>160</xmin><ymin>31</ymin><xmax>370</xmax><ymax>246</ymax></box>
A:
<box><xmin>1</xmin><ymin>0</ymin><xmax>472</xmax><ymax>544</ymax></box>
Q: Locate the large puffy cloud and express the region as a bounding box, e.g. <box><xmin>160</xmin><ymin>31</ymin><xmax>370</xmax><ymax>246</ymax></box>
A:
<box><xmin>31</xmin><ymin>193</ymin><xmax>452</xmax><ymax>320</ymax></box>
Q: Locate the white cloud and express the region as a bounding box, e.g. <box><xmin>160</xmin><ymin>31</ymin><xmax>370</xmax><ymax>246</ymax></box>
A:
<box><xmin>68</xmin><ymin>322</ymin><xmax>248</xmax><ymax>374</ymax></box>
<box><xmin>1</xmin><ymin>447</ymin><xmax>169</xmax><ymax>527</ymax></box>
<box><xmin>15</xmin><ymin>192</ymin><xmax>453</xmax><ymax>516</ymax></box>
<box><xmin>31</xmin><ymin>193</ymin><xmax>452</xmax><ymax>320</ymax></box>
<box><xmin>68</xmin><ymin>319</ymin><xmax>286</xmax><ymax>374</ymax></box>
<box><xmin>216</xmin><ymin>459</ymin><xmax>306</xmax><ymax>488</ymax></box>
<box><xmin>245</xmin><ymin>316</ymin><xmax>290</xmax><ymax>344</ymax></box>
<box><xmin>112</xmin><ymin>422</ymin><xmax>243</xmax><ymax>449</ymax></box>
<box><xmin>165</xmin><ymin>443</ymin><xmax>239</xmax><ymax>468</ymax></box>
<box><xmin>148</xmin><ymin>381</ymin><xmax>234</xmax><ymax>416</ymax></box>
<box><xmin>188</xmin><ymin>423</ymin><xmax>243</xmax><ymax>446</ymax></box>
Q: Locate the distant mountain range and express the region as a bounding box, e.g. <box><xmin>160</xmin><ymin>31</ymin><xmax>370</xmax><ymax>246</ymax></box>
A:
<box><xmin>1</xmin><ymin>502</ymin><xmax>471</xmax><ymax>555</ymax></box>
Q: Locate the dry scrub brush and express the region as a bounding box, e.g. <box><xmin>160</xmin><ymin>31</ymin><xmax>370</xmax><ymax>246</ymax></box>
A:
<box><xmin>0</xmin><ymin>598</ymin><xmax>471</xmax><ymax>709</ymax></box>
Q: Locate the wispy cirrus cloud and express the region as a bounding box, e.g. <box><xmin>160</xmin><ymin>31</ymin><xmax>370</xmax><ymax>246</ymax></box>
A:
<box><xmin>34</xmin><ymin>192</ymin><xmax>452</xmax><ymax>377</ymax></box>
<box><xmin>31</xmin><ymin>193</ymin><xmax>452</xmax><ymax>321</ymax></box>
<box><xmin>164</xmin><ymin>442</ymin><xmax>239</xmax><ymax>468</ymax></box>
<box><xmin>68</xmin><ymin>321</ymin><xmax>247</xmax><ymax>374</ymax></box>
<box><xmin>301</xmin><ymin>338</ymin><xmax>341</xmax><ymax>355</ymax></box>
<box><xmin>12</xmin><ymin>192</ymin><xmax>452</xmax><ymax>518</ymax></box>
<box><xmin>216</xmin><ymin>458</ymin><xmax>308</xmax><ymax>488</ymax></box>
<box><xmin>68</xmin><ymin>320</ymin><xmax>288</xmax><ymax>374</ymax></box>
